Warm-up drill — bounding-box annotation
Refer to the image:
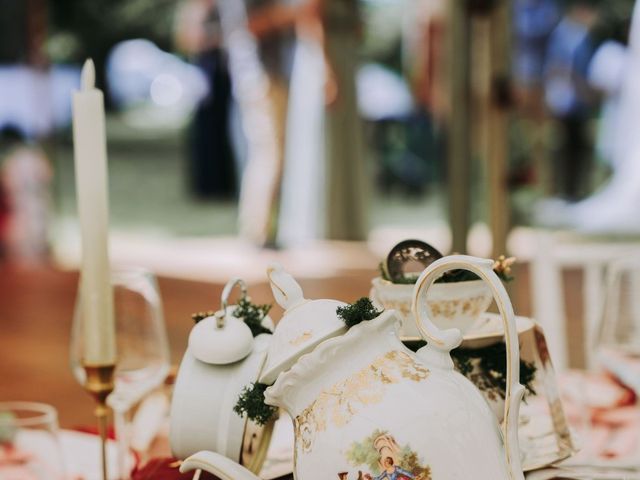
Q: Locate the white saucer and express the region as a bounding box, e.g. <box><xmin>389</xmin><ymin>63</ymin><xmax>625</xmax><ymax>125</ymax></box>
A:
<box><xmin>401</xmin><ymin>313</ymin><xmax>535</xmax><ymax>349</ymax></box>
<box><xmin>462</xmin><ymin>313</ymin><xmax>536</xmax><ymax>349</ymax></box>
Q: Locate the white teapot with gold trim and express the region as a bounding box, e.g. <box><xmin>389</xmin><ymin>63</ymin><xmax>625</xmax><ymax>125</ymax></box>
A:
<box><xmin>180</xmin><ymin>256</ymin><xmax>526</xmax><ymax>480</ymax></box>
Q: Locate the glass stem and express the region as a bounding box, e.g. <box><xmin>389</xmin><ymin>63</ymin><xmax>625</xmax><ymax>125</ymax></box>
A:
<box><xmin>112</xmin><ymin>401</ymin><xmax>131</xmax><ymax>480</ymax></box>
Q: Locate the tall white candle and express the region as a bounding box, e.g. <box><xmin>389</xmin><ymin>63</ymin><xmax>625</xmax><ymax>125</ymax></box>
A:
<box><xmin>72</xmin><ymin>59</ymin><xmax>116</xmax><ymax>366</ymax></box>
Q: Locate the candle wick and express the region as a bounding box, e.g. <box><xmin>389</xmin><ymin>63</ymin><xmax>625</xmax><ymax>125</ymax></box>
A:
<box><xmin>81</xmin><ymin>58</ymin><xmax>96</xmax><ymax>91</ymax></box>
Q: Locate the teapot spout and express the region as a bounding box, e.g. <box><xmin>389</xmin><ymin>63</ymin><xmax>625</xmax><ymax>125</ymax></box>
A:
<box><xmin>179</xmin><ymin>451</ymin><xmax>261</xmax><ymax>480</ymax></box>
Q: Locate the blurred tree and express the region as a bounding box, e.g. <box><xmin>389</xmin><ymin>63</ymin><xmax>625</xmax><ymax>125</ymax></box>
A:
<box><xmin>360</xmin><ymin>0</ymin><xmax>403</xmax><ymax>74</ymax></box>
<box><xmin>48</xmin><ymin>0</ymin><xmax>177</xmax><ymax>101</ymax></box>
<box><xmin>0</xmin><ymin>0</ymin><xmax>28</xmax><ymax>62</ymax></box>
<box><xmin>590</xmin><ymin>0</ymin><xmax>635</xmax><ymax>45</ymax></box>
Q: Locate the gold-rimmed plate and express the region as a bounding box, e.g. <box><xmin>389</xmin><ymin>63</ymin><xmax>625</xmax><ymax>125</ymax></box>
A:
<box><xmin>401</xmin><ymin>313</ymin><xmax>535</xmax><ymax>349</ymax></box>
<box><xmin>462</xmin><ymin>313</ymin><xmax>536</xmax><ymax>349</ymax></box>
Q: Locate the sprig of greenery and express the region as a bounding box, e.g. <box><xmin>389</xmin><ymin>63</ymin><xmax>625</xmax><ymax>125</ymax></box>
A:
<box><xmin>233</xmin><ymin>297</ymin><xmax>272</xmax><ymax>337</ymax></box>
<box><xmin>192</xmin><ymin>297</ymin><xmax>272</xmax><ymax>337</ymax></box>
<box><xmin>191</xmin><ymin>311</ymin><xmax>216</xmax><ymax>324</ymax></box>
<box><xmin>405</xmin><ymin>341</ymin><xmax>536</xmax><ymax>400</ymax></box>
<box><xmin>380</xmin><ymin>261</ymin><xmax>481</xmax><ymax>284</ymax></box>
<box><xmin>337</xmin><ymin>298</ymin><xmax>383</xmax><ymax>328</ymax></box>
<box><xmin>463</xmin><ymin>342</ymin><xmax>536</xmax><ymax>398</ymax></box>
<box><xmin>379</xmin><ymin>256</ymin><xmax>516</xmax><ymax>285</ymax></box>
<box><xmin>436</xmin><ymin>269</ymin><xmax>481</xmax><ymax>283</ymax></box>
<box><xmin>233</xmin><ymin>382</ymin><xmax>278</xmax><ymax>426</ymax></box>
<box><xmin>379</xmin><ymin>262</ymin><xmax>418</xmax><ymax>284</ymax></box>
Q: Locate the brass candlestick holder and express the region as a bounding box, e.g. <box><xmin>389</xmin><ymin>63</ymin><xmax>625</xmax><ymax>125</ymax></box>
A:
<box><xmin>83</xmin><ymin>364</ymin><xmax>116</xmax><ymax>480</ymax></box>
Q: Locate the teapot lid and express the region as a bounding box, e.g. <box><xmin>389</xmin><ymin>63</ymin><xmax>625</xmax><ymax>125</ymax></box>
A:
<box><xmin>259</xmin><ymin>264</ymin><xmax>348</xmax><ymax>384</ymax></box>
<box><xmin>189</xmin><ymin>278</ymin><xmax>271</xmax><ymax>365</ymax></box>
<box><xmin>189</xmin><ymin>314</ymin><xmax>255</xmax><ymax>365</ymax></box>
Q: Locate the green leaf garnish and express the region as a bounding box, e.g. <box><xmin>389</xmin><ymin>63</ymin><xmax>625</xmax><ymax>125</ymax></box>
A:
<box><xmin>233</xmin><ymin>297</ymin><xmax>272</xmax><ymax>337</ymax></box>
<box><xmin>337</xmin><ymin>297</ymin><xmax>383</xmax><ymax>328</ymax></box>
<box><xmin>234</xmin><ymin>382</ymin><xmax>278</xmax><ymax>426</ymax></box>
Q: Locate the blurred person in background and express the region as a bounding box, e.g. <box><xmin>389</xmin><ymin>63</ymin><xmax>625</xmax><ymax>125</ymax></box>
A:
<box><xmin>357</xmin><ymin>0</ymin><xmax>442</xmax><ymax>197</ymax></box>
<box><xmin>0</xmin><ymin>155</ymin><xmax>9</xmax><ymax>259</ymax></box>
<box><xmin>542</xmin><ymin>0</ymin><xmax>598</xmax><ymax>200</ymax></box>
<box><xmin>404</xmin><ymin>0</ymin><xmax>447</xmax><ymax>122</ymax></box>
<box><xmin>175</xmin><ymin>0</ymin><xmax>237</xmax><ymax>199</ymax></box>
<box><xmin>540</xmin><ymin>0</ymin><xmax>640</xmax><ymax>232</ymax></box>
<box><xmin>0</xmin><ymin>127</ymin><xmax>52</xmax><ymax>265</ymax></box>
<box><xmin>277</xmin><ymin>0</ymin><xmax>367</xmax><ymax>246</ymax></box>
<box><xmin>587</xmin><ymin>0</ymin><xmax>634</xmax><ymax>171</ymax></box>
<box><xmin>204</xmin><ymin>0</ymin><xmax>296</xmax><ymax>245</ymax></box>
<box><xmin>0</xmin><ymin>0</ymin><xmax>57</xmax><ymax>265</ymax></box>
<box><xmin>513</xmin><ymin>0</ymin><xmax>560</xmax><ymax>102</ymax></box>
<box><xmin>511</xmin><ymin>0</ymin><xmax>560</xmax><ymax>193</ymax></box>
<box><xmin>243</xmin><ymin>0</ymin><xmax>297</xmax><ymax>244</ymax></box>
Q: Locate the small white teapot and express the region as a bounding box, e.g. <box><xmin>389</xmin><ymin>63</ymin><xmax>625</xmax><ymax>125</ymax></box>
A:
<box><xmin>170</xmin><ymin>278</ymin><xmax>274</xmax><ymax>473</ymax></box>
<box><xmin>180</xmin><ymin>256</ymin><xmax>526</xmax><ymax>480</ymax></box>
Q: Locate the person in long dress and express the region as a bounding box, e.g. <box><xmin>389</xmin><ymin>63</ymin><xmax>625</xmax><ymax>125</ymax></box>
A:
<box><xmin>175</xmin><ymin>0</ymin><xmax>237</xmax><ymax>199</ymax></box>
<box><xmin>277</xmin><ymin>0</ymin><xmax>367</xmax><ymax>247</ymax></box>
<box><xmin>536</xmin><ymin>0</ymin><xmax>640</xmax><ymax>233</ymax></box>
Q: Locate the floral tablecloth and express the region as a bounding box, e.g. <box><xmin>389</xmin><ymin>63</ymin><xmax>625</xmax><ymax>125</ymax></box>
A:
<box><xmin>2</xmin><ymin>368</ymin><xmax>637</xmax><ymax>480</ymax></box>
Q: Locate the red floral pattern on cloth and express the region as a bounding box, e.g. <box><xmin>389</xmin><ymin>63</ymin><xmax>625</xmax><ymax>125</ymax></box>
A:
<box><xmin>131</xmin><ymin>458</ymin><xmax>219</xmax><ymax>480</ymax></box>
<box><xmin>0</xmin><ymin>444</ymin><xmax>41</xmax><ymax>480</ymax></box>
<box><xmin>560</xmin><ymin>371</ymin><xmax>640</xmax><ymax>460</ymax></box>
<box><xmin>72</xmin><ymin>425</ymin><xmax>116</xmax><ymax>440</ymax></box>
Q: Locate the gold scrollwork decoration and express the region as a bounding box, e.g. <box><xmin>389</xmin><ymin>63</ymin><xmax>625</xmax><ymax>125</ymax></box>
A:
<box><xmin>294</xmin><ymin>351</ymin><xmax>430</xmax><ymax>454</ymax></box>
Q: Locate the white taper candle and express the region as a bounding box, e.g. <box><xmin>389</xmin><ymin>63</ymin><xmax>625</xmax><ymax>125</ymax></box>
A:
<box><xmin>72</xmin><ymin>59</ymin><xmax>116</xmax><ymax>365</ymax></box>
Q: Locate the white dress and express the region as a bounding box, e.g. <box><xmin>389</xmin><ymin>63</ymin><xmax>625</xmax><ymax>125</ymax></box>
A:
<box><xmin>277</xmin><ymin>35</ymin><xmax>327</xmax><ymax>246</ymax></box>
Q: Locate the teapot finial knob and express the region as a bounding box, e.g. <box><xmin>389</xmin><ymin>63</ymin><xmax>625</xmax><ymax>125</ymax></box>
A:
<box><xmin>267</xmin><ymin>263</ymin><xmax>305</xmax><ymax>311</ymax></box>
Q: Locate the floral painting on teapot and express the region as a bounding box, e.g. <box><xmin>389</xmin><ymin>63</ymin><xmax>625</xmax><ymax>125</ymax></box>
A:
<box><xmin>340</xmin><ymin>429</ymin><xmax>432</xmax><ymax>480</ymax></box>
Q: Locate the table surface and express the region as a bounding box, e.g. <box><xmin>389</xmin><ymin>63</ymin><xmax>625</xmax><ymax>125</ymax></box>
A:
<box><xmin>0</xmin><ymin>264</ymin><xmax>380</xmax><ymax>427</ymax></box>
<box><xmin>1</xmin><ymin>260</ymin><xmax>589</xmax><ymax>429</ymax></box>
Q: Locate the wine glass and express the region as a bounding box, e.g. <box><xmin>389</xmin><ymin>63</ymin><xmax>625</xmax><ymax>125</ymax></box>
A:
<box><xmin>590</xmin><ymin>256</ymin><xmax>640</xmax><ymax>463</ymax></box>
<box><xmin>596</xmin><ymin>257</ymin><xmax>640</xmax><ymax>356</ymax></box>
<box><xmin>0</xmin><ymin>402</ymin><xmax>66</xmax><ymax>479</ymax></box>
<box><xmin>71</xmin><ymin>266</ymin><xmax>170</xmax><ymax>479</ymax></box>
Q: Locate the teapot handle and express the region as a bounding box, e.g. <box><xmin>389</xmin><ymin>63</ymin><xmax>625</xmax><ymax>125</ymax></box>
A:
<box><xmin>412</xmin><ymin>254</ymin><xmax>525</xmax><ymax>480</ymax></box>
<box><xmin>180</xmin><ymin>450</ymin><xmax>261</xmax><ymax>480</ymax></box>
<box><xmin>216</xmin><ymin>277</ymin><xmax>248</xmax><ymax>328</ymax></box>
